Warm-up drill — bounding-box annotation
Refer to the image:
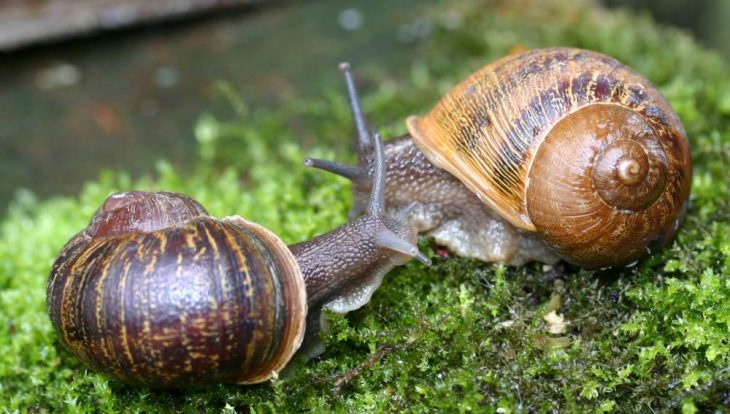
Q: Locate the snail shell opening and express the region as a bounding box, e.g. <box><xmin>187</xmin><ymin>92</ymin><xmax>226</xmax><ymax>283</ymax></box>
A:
<box><xmin>526</xmin><ymin>104</ymin><xmax>689</xmax><ymax>268</ymax></box>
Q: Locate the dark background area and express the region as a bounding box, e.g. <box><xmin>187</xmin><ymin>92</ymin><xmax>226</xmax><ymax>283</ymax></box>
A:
<box><xmin>0</xmin><ymin>0</ymin><xmax>727</xmax><ymax>215</ymax></box>
<box><xmin>604</xmin><ymin>0</ymin><xmax>730</xmax><ymax>59</ymax></box>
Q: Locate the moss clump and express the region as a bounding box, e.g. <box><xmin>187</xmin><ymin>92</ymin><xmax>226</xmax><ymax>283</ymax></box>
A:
<box><xmin>2</xmin><ymin>0</ymin><xmax>729</xmax><ymax>411</ymax></box>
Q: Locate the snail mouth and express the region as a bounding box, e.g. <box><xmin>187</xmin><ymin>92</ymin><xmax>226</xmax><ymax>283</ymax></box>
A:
<box><xmin>591</xmin><ymin>129</ymin><xmax>668</xmax><ymax>212</ymax></box>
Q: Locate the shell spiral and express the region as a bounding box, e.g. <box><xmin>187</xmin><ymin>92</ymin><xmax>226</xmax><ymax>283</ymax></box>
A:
<box><xmin>407</xmin><ymin>48</ymin><xmax>692</xmax><ymax>268</ymax></box>
<box><xmin>46</xmin><ymin>192</ymin><xmax>306</xmax><ymax>387</ymax></box>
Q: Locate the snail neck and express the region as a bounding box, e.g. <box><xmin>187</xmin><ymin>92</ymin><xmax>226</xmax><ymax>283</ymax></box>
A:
<box><xmin>287</xmin><ymin>208</ymin><xmax>415</xmax><ymax>362</ymax></box>
<box><xmin>288</xmin><ymin>213</ymin><xmax>413</xmax><ymax>310</ymax></box>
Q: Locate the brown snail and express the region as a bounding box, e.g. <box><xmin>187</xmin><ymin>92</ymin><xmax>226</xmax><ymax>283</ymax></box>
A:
<box><xmin>47</xmin><ymin>136</ymin><xmax>429</xmax><ymax>388</ymax></box>
<box><xmin>313</xmin><ymin>48</ymin><xmax>692</xmax><ymax>268</ymax></box>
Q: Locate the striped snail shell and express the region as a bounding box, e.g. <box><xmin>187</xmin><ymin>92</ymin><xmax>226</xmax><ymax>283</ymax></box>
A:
<box><xmin>406</xmin><ymin>48</ymin><xmax>692</xmax><ymax>268</ymax></box>
<box><xmin>47</xmin><ymin>191</ymin><xmax>306</xmax><ymax>387</ymax></box>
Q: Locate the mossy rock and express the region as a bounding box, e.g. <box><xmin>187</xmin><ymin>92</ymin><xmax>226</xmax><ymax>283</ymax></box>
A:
<box><xmin>2</xmin><ymin>0</ymin><xmax>729</xmax><ymax>412</ymax></box>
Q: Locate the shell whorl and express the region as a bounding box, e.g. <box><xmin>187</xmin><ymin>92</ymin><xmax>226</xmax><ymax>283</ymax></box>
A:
<box><xmin>407</xmin><ymin>48</ymin><xmax>692</xmax><ymax>267</ymax></box>
<box><xmin>87</xmin><ymin>191</ymin><xmax>209</xmax><ymax>237</ymax></box>
<box><xmin>525</xmin><ymin>104</ymin><xmax>688</xmax><ymax>267</ymax></box>
<box><xmin>589</xmin><ymin>111</ymin><xmax>668</xmax><ymax>211</ymax></box>
<box><xmin>47</xmin><ymin>192</ymin><xmax>306</xmax><ymax>387</ymax></box>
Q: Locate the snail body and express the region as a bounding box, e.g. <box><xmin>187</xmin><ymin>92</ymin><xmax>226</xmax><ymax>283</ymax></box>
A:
<box><xmin>334</xmin><ymin>48</ymin><xmax>691</xmax><ymax>268</ymax></box>
<box><xmin>48</xmin><ymin>137</ymin><xmax>428</xmax><ymax>388</ymax></box>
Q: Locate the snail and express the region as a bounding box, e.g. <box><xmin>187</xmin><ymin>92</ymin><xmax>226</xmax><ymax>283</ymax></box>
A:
<box><xmin>312</xmin><ymin>49</ymin><xmax>692</xmax><ymax>268</ymax></box>
<box><xmin>46</xmin><ymin>136</ymin><xmax>430</xmax><ymax>388</ymax></box>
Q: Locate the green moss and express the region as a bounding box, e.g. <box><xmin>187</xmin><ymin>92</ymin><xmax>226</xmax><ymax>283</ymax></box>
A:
<box><xmin>2</xmin><ymin>0</ymin><xmax>729</xmax><ymax>411</ymax></box>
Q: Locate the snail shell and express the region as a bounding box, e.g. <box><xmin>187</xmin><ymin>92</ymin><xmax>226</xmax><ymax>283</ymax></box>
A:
<box><xmin>47</xmin><ymin>192</ymin><xmax>306</xmax><ymax>387</ymax></box>
<box><xmin>407</xmin><ymin>48</ymin><xmax>692</xmax><ymax>268</ymax></box>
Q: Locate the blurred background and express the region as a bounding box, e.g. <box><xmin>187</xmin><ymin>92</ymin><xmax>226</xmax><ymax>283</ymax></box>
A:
<box><xmin>0</xmin><ymin>0</ymin><xmax>728</xmax><ymax>215</ymax></box>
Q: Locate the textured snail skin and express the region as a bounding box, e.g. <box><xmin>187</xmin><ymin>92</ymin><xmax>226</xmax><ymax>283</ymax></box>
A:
<box><xmin>372</xmin><ymin>137</ymin><xmax>559</xmax><ymax>265</ymax></box>
<box><xmin>48</xmin><ymin>189</ymin><xmax>418</xmax><ymax>388</ymax></box>
<box><xmin>289</xmin><ymin>212</ymin><xmax>416</xmax><ymax>360</ymax></box>
<box><xmin>292</xmin><ymin>213</ymin><xmax>414</xmax><ymax>311</ymax></box>
<box><xmin>350</xmin><ymin>48</ymin><xmax>691</xmax><ymax>268</ymax></box>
